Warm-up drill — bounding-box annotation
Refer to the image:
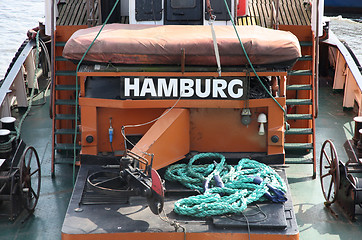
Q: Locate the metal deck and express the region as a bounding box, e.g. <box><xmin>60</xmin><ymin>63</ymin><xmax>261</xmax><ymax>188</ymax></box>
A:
<box><xmin>61</xmin><ymin>162</ymin><xmax>298</xmax><ymax>239</ymax></box>
<box><xmin>0</xmin><ymin>77</ymin><xmax>361</xmax><ymax>239</ymax></box>
<box><xmin>0</xmin><ymin>1</ymin><xmax>361</xmax><ymax>240</ymax></box>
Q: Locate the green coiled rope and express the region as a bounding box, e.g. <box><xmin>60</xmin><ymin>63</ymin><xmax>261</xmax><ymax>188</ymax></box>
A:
<box><xmin>165</xmin><ymin>153</ymin><xmax>286</xmax><ymax>217</ymax></box>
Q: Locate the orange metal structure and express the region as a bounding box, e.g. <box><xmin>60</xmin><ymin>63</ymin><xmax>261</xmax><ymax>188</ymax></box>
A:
<box><xmin>62</xmin><ymin>231</ymin><xmax>299</xmax><ymax>240</ymax></box>
<box><xmin>55</xmin><ymin>18</ymin><xmax>303</xmax><ymax>240</ymax></box>
<box><xmin>78</xmin><ymin>70</ymin><xmax>287</xmax><ymax>170</ymax></box>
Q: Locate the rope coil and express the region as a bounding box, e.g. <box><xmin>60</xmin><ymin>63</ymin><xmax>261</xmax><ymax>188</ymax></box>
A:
<box><xmin>165</xmin><ymin>153</ymin><xmax>286</xmax><ymax>217</ymax></box>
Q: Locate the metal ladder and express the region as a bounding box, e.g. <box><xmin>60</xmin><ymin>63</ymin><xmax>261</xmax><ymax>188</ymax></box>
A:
<box><xmin>284</xmin><ymin>38</ymin><xmax>316</xmax><ymax>178</ymax></box>
<box><xmin>51</xmin><ymin>33</ymin><xmax>81</xmax><ymax>177</ymax></box>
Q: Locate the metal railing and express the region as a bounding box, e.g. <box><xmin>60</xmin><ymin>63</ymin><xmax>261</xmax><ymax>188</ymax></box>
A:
<box><xmin>0</xmin><ymin>40</ymin><xmax>35</xmax><ymax>118</ymax></box>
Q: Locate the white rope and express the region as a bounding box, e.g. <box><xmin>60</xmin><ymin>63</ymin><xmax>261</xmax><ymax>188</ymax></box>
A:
<box><xmin>121</xmin><ymin>93</ymin><xmax>183</xmax><ymax>157</ymax></box>
<box><xmin>209</xmin><ymin>18</ymin><xmax>222</xmax><ymax>77</ymax></box>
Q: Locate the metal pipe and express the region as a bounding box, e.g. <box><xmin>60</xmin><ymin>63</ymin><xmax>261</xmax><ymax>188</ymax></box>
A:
<box><xmin>50</xmin><ymin>0</ymin><xmax>55</xmax><ymax>176</ymax></box>
<box><xmin>270</xmin><ymin>1</ymin><xmax>274</xmax><ymax>28</ymax></box>
<box><xmin>314</xmin><ymin>0</ymin><xmax>319</xmax><ymax>118</ymax></box>
<box><xmin>275</xmin><ymin>0</ymin><xmax>279</xmax><ymax>30</ymax></box>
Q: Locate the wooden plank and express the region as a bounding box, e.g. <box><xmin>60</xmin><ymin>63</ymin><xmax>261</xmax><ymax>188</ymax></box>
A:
<box><xmin>265</xmin><ymin>0</ymin><xmax>272</xmax><ymax>28</ymax></box>
<box><xmin>260</xmin><ymin>1</ymin><xmax>268</xmax><ymax>27</ymax></box>
<box><xmin>288</xmin><ymin>1</ymin><xmax>298</xmax><ymax>25</ymax></box>
<box><xmin>64</xmin><ymin>0</ymin><xmax>75</xmax><ymax>26</ymax></box>
<box><xmin>256</xmin><ymin>3</ymin><xmax>267</xmax><ymax>27</ymax></box>
<box><xmin>80</xmin><ymin>1</ymin><xmax>88</xmax><ymax>25</ymax></box>
<box><xmin>282</xmin><ymin>1</ymin><xmax>293</xmax><ymax>25</ymax></box>
<box><xmin>289</xmin><ymin>1</ymin><xmax>302</xmax><ymax>25</ymax></box>
<box><xmin>95</xmin><ymin>1</ymin><xmax>101</xmax><ymax>25</ymax></box>
<box><xmin>296</xmin><ymin>0</ymin><xmax>308</xmax><ymax>25</ymax></box>
<box><xmin>291</xmin><ymin>0</ymin><xmax>310</xmax><ymax>25</ymax></box>
<box><xmin>276</xmin><ymin>2</ymin><xmax>287</xmax><ymax>25</ymax></box>
<box><xmin>74</xmin><ymin>0</ymin><xmax>85</xmax><ymax>25</ymax></box>
<box><xmin>285</xmin><ymin>1</ymin><xmax>294</xmax><ymax>25</ymax></box>
<box><xmin>59</xmin><ymin>1</ymin><xmax>73</xmax><ymax>25</ymax></box>
<box><xmin>248</xmin><ymin>2</ymin><xmax>260</xmax><ymax>26</ymax></box>
<box><xmin>68</xmin><ymin>0</ymin><xmax>82</xmax><ymax>26</ymax></box>
<box><xmin>56</xmin><ymin>3</ymin><xmax>67</xmax><ymax>25</ymax></box>
<box><xmin>74</xmin><ymin>0</ymin><xmax>87</xmax><ymax>25</ymax></box>
<box><xmin>79</xmin><ymin>0</ymin><xmax>87</xmax><ymax>25</ymax></box>
<box><xmin>64</xmin><ymin>0</ymin><xmax>75</xmax><ymax>25</ymax></box>
<box><xmin>263</xmin><ymin>1</ymin><xmax>271</xmax><ymax>27</ymax></box>
<box><xmin>56</xmin><ymin>4</ymin><xmax>65</xmax><ymax>25</ymax></box>
<box><xmin>301</xmin><ymin>0</ymin><xmax>312</xmax><ymax>25</ymax></box>
<box><xmin>292</xmin><ymin>0</ymin><xmax>305</xmax><ymax>25</ymax></box>
<box><xmin>74</xmin><ymin>0</ymin><xmax>84</xmax><ymax>25</ymax></box>
<box><xmin>250</xmin><ymin>2</ymin><xmax>261</xmax><ymax>26</ymax></box>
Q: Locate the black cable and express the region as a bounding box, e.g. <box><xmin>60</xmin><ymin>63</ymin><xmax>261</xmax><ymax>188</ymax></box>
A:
<box><xmin>225</xmin><ymin>204</ymin><xmax>268</xmax><ymax>223</ymax></box>
<box><xmin>110</xmin><ymin>141</ymin><xmax>114</xmax><ymax>153</ymax></box>
<box><xmin>224</xmin><ymin>204</ymin><xmax>268</xmax><ymax>240</ymax></box>
<box><xmin>241</xmin><ymin>212</ymin><xmax>251</xmax><ymax>240</ymax></box>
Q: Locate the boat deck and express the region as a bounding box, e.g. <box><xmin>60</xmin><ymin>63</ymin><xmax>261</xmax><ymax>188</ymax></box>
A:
<box><xmin>0</xmin><ymin>77</ymin><xmax>361</xmax><ymax>239</ymax></box>
<box><xmin>0</xmin><ymin>1</ymin><xmax>360</xmax><ymax>240</ymax></box>
<box><xmin>57</xmin><ymin>0</ymin><xmax>311</xmax><ymax>27</ymax></box>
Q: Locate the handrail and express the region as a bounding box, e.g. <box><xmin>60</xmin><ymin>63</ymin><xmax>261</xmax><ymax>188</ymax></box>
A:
<box><xmin>0</xmin><ymin>40</ymin><xmax>35</xmax><ymax>108</ymax></box>
<box><xmin>314</xmin><ymin>0</ymin><xmax>319</xmax><ymax>118</ymax></box>
<box><xmin>324</xmin><ymin>32</ymin><xmax>362</xmax><ymax>89</ymax></box>
<box><xmin>323</xmin><ymin>31</ymin><xmax>362</xmax><ymax>110</ymax></box>
<box><xmin>271</xmin><ymin>0</ymin><xmax>280</xmax><ymax>29</ymax></box>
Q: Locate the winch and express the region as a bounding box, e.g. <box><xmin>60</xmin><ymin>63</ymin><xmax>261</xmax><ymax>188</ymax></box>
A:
<box><xmin>0</xmin><ymin>116</ymin><xmax>40</xmax><ymax>221</ymax></box>
<box><xmin>320</xmin><ymin>116</ymin><xmax>362</xmax><ymax>220</ymax></box>
<box><xmin>86</xmin><ymin>150</ymin><xmax>164</xmax><ymax>214</ymax></box>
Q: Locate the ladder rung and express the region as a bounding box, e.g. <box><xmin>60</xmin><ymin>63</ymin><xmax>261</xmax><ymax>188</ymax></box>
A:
<box><xmin>284</xmin><ymin>143</ymin><xmax>313</xmax><ymax>150</ymax></box>
<box><xmin>55</xmin><ymin>70</ymin><xmax>76</xmax><ymax>76</ymax></box>
<box><xmin>55</xmin><ymin>99</ymin><xmax>76</xmax><ymax>105</ymax></box>
<box><xmin>55</xmin><ymin>41</ymin><xmax>66</xmax><ymax>47</ymax></box>
<box><xmin>55</xmin><ymin>56</ymin><xmax>68</xmax><ymax>61</ymax></box>
<box><xmin>286</xmin><ymin>128</ymin><xmax>313</xmax><ymax>135</ymax></box>
<box><xmin>286</xmin><ymin>114</ymin><xmax>313</xmax><ymax>120</ymax></box>
<box><xmin>285</xmin><ymin>157</ymin><xmax>314</xmax><ymax>164</ymax></box>
<box><xmin>55</xmin><ymin>144</ymin><xmax>81</xmax><ymax>150</ymax></box>
<box><xmin>55</xmin><ymin>129</ymin><xmax>79</xmax><ymax>135</ymax></box>
<box><xmin>298</xmin><ymin>55</ymin><xmax>313</xmax><ymax>61</ymax></box>
<box><xmin>288</xmin><ymin>70</ymin><xmax>313</xmax><ymax>76</ymax></box>
<box><xmin>286</xmin><ymin>84</ymin><xmax>312</xmax><ymax>91</ymax></box>
<box><xmin>300</xmin><ymin>41</ymin><xmax>313</xmax><ymax>46</ymax></box>
<box><xmin>55</xmin><ymin>85</ymin><xmax>79</xmax><ymax>91</ymax></box>
<box><xmin>55</xmin><ymin>114</ymin><xmax>77</xmax><ymax>120</ymax></box>
<box><xmin>286</xmin><ymin>99</ymin><xmax>312</xmax><ymax>105</ymax></box>
<box><xmin>54</xmin><ymin>158</ymin><xmax>78</xmax><ymax>165</ymax></box>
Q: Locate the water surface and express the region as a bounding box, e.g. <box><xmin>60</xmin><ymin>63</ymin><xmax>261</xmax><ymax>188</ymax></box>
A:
<box><xmin>329</xmin><ymin>15</ymin><xmax>362</xmax><ymax>65</ymax></box>
<box><xmin>0</xmin><ymin>0</ymin><xmax>44</xmax><ymax>79</ymax></box>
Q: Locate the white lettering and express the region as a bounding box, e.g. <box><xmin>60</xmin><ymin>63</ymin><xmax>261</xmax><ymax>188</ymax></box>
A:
<box><xmin>228</xmin><ymin>79</ymin><xmax>243</xmax><ymax>98</ymax></box>
<box><xmin>212</xmin><ymin>79</ymin><xmax>227</xmax><ymax>98</ymax></box>
<box><xmin>195</xmin><ymin>79</ymin><xmax>211</xmax><ymax>98</ymax></box>
<box><xmin>124</xmin><ymin>77</ymin><xmax>139</xmax><ymax>97</ymax></box>
<box><xmin>158</xmin><ymin>78</ymin><xmax>178</xmax><ymax>97</ymax></box>
<box><xmin>180</xmin><ymin>79</ymin><xmax>194</xmax><ymax>97</ymax></box>
<box><xmin>140</xmin><ymin>78</ymin><xmax>157</xmax><ymax>97</ymax></box>
<box><xmin>123</xmin><ymin>77</ymin><xmax>244</xmax><ymax>99</ymax></box>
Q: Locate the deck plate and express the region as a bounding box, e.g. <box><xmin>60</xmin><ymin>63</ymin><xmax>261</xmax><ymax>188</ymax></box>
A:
<box><xmin>62</xmin><ymin>162</ymin><xmax>298</xmax><ymax>238</ymax></box>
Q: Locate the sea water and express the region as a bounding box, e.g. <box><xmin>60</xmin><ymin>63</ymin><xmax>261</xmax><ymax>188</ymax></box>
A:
<box><xmin>0</xmin><ymin>0</ymin><xmax>44</xmax><ymax>80</ymax></box>
<box><xmin>0</xmin><ymin>1</ymin><xmax>361</xmax><ymax>79</ymax></box>
<box><xmin>329</xmin><ymin>15</ymin><xmax>362</xmax><ymax>65</ymax></box>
